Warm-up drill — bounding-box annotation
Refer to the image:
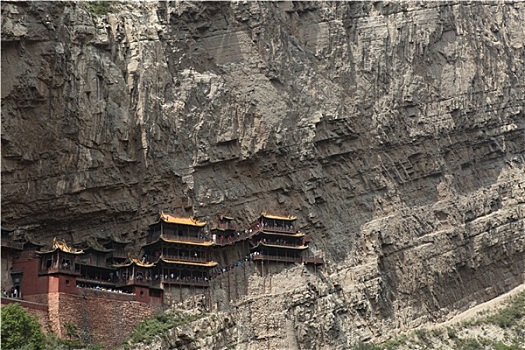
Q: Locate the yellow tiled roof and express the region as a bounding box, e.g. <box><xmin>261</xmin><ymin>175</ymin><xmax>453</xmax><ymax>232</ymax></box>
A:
<box><xmin>113</xmin><ymin>258</ymin><xmax>156</xmax><ymax>268</ymax></box>
<box><xmin>37</xmin><ymin>237</ymin><xmax>84</xmax><ymax>255</ymax></box>
<box><xmin>159</xmin><ymin>236</ymin><xmax>215</xmax><ymax>247</ymax></box>
<box><xmin>255</xmin><ymin>242</ymin><xmax>308</xmax><ymax>250</ymax></box>
<box><xmin>158</xmin><ymin>257</ymin><xmax>218</xmax><ymax>267</ymax></box>
<box><xmin>159</xmin><ymin>211</ymin><xmax>206</xmax><ymax>227</ymax></box>
<box><xmin>261</xmin><ymin>212</ymin><xmax>297</xmax><ymax>221</ymax></box>
<box><xmin>260</xmin><ymin>231</ymin><xmax>305</xmax><ymax>238</ymax></box>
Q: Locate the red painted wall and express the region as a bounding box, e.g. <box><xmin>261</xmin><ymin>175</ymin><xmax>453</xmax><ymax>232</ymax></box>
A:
<box><xmin>12</xmin><ymin>258</ymin><xmax>48</xmax><ymax>297</ymax></box>
<box><xmin>132</xmin><ymin>285</ymin><xmax>150</xmax><ymax>303</ymax></box>
<box><xmin>48</xmin><ymin>275</ymin><xmax>78</xmax><ymax>295</ymax></box>
<box><xmin>11</xmin><ymin>255</ymin><xmax>165</xmax><ymax>349</ymax></box>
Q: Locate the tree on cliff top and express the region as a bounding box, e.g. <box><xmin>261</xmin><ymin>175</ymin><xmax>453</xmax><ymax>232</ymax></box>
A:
<box><xmin>1</xmin><ymin>303</ymin><xmax>45</xmax><ymax>350</ymax></box>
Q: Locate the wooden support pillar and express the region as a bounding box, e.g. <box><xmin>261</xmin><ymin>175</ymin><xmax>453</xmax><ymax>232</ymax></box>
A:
<box><xmin>262</xmin><ymin>260</ymin><xmax>265</xmax><ymax>293</ymax></box>
<box><xmin>235</xmin><ymin>267</ymin><xmax>239</xmax><ymax>300</ymax></box>
<box><xmin>208</xmin><ymin>284</ymin><xmax>212</xmax><ymax>311</ymax></box>
<box><xmin>243</xmin><ymin>262</ymin><xmax>247</xmax><ymax>296</ymax></box>
<box><xmin>227</xmin><ymin>269</ymin><xmax>231</xmax><ymax>305</ymax></box>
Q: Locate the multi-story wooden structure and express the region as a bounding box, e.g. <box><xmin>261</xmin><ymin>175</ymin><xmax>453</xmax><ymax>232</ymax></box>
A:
<box><xmin>142</xmin><ymin>212</ymin><xmax>217</xmax><ymax>288</ymax></box>
<box><xmin>75</xmin><ymin>239</ymin><xmax>117</xmax><ymax>288</ymax></box>
<box><xmin>11</xmin><ymin>238</ymin><xmax>85</xmax><ymax>299</ymax></box>
<box><xmin>211</xmin><ymin>216</ymin><xmax>237</xmax><ymax>246</ymax></box>
<box><xmin>100</xmin><ymin>234</ymin><xmax>132</xmax><ymax>265</ymax></box>
<box><xmin>37</xmin><ymin>238</ymin><xmax>84</xmax><ymax>276</ymax></box>
<box><xmin>250</xmin><ymin>213</ymin><xmax>309</xmax><ymax>263</ymax></box>
<box><xmin>4</xmin><ymin>212</ymin><xmax>322</xmax><ymax>310</ymax></box>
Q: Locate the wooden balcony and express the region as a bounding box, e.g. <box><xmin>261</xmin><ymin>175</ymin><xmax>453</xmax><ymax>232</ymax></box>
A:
<box><xmin>260</xmin><ymin>240</ymin><xmax>304</xmax><ymax>248</ymax></box>
<box><xmin>251</xmin><ymin>240</ymin><xmax>307</xmax><ymax>251</ymax></box>
<box><xmin>77</xmin><ymin>277</ymin><xmax>117</xmax><ymax>288</ymax></box>
<box><xmin>39</xmin><ymin>266</ymin><xmax>81</xmax><ymax>276</ymax></box>
<box><xmin>252</xmin><ymin>254</ymin><xmax>302</xmax><ymax>263</ymax></box>
<box><xmin>261</xmin><ymin>226</ymin><xmax>296</xmax><ymax>234</ymax></box>
<box><xmin>161</xmin><ymin>234</ymin><xmax>214</xmax><ymax>245</ymax></box>
<box><xmin>216</xmin><ymin>222</ymin><xmax>236</xmax><ymax>231</ymax></box>
<box><xmin>249</xmin><ymin>221</ymin><xmax>297</xmax><ymax>235</ymax></box>
<box><xmin>160</xmin><ymin>254</ymin><xmax>209</xmax><ymax>264</ymax></box>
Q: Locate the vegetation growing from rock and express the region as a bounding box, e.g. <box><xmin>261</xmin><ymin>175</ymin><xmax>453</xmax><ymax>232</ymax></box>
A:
<box><xmin>84</xmin><ymin>1</ymin><xmax>116</xmax><ymax>16</ymax></box>
<box><xmin>352</xmin><ymin>291</ymin><xmax>525</xmax><ymax>349</ymax></box>
<box><xmin>128</xmin><ymin>310</ymin><xmax>207</xmax><ymax>345</ymax></box>
<box><xmin>478</xmin><ymin>292</ymin><xmax>525</xmax><ymax>329</ymax></box>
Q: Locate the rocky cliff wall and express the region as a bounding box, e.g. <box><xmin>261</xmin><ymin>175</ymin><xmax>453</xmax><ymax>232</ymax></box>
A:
<box><xmin>2</xmin><ymin>1</ymin><xmax>524</xmax><ymax>346</ymax></box>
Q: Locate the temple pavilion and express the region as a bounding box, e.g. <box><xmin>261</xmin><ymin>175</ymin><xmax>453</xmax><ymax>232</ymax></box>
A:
<box><xmin>37</xmin><ymin>238</ymin><xmax>84</xmax><ymax>276</ymax></box>
<box><xmin>211</xmin><ymin>215</ymin><xmax>242</xmax><ymax>246</ymax></box>
<box><xmin>141</xmin><ymin>212</ymin><xmax>217</xmax><ymax>287</ymax></box>
<box><xmin>113</xmin><ymin>257</ymin><xmax>156</xmax><ymax>287</ymax></box>
<box><xmin>75</xmin><ymin>239</ymin><xmax>117</xmax><ymax>287</ymax></box>
<box><xmin>249</xmin><ymin>213</ymin><xmax>309</xmax><ymax>263</ymax></box>
<box><xmin>99</xmin><ymin>234</ymin><xmax>132</xmax><ymax>265</ymax></box>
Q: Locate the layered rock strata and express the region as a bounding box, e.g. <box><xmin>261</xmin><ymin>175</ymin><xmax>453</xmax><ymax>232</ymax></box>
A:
<box><xmin>1</xmin><ymin>1</ymin><xmax>524</xmax><ymax>347</ymax></box>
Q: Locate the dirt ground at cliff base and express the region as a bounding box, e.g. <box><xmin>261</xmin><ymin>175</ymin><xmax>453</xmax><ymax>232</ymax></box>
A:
<box><xmin>430</xmin><ymin>283</ymin><xmax>525</xmax><ymax>329</ymax></box>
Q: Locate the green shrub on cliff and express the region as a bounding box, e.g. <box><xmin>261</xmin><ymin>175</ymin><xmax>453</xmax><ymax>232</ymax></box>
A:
<box><xmin>85</xmin><ymin>2</ymin><xmax>115</xmax><ymax>16</ymax></box>
<box><xmin>1</xmin><ymin>303</ymin><xmax>45</xmax><ymax>350</ymax></box>
<box><xmin>129</xmin><ymin>310</ymin><xmax>206</xmax><ymax>344</ymax></box>
<box><xmin>483</xmin><ymin>292</ymin><xmax>525</xmax><ymax>328</ymax></box>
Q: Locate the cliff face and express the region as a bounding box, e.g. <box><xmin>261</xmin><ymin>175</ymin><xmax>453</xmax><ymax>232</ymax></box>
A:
<box><xmin>1</xmin><ymin>1</ymin><xmax>524</xmax><ymax>347</ymax></box>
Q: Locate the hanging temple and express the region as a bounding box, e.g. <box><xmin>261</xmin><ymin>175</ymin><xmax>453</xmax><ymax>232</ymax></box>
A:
<box><xmin>2</xmin><ymin>212</ymin><xmax>323</xmax><ymax>308</ymax></box>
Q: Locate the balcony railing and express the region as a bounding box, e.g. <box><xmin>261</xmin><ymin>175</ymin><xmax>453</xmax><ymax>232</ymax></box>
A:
<box><xmin>77</xmin><ymin>277</ymin><xmax>117</xmax><ymax>287</ymax></box>
<box><xmin>161</xmin><ymin>234</ymin><xmax>213</xmax><ymax>244</ymax></box>
<box><xmin>216</xmin><ymin>223</ymin><xmax>237</xmax><ymax>231</ymax></box>
<box><xmin>39</xmin><ymin>266</ymin><xmax>81</xmax><ymax>276</ymax></box>
<box><xmin>252</xmin><ymin>254</ymin><xmax>302</xmax><ymax>263</ymax></box>
<box><xmin>261</xmin><ymin>226</ymin><xmax>296</xmax><ymax>234</ymax></box>
<box><xmin>248</xmin><ymin>221</ymin><xmax>297</xmax><ymax>235</ymax></box>
<box><xmin>255</xmin><ymin>240</ymin><xmax>304</xmax><ymax>248</ymax></box>
<box><xmin>159</xmin><ymin>254</ymin><xmax>209</xmax><ymax>264</ymax></box>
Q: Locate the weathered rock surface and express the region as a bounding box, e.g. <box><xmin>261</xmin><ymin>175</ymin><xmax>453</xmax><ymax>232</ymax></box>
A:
<box><xmin>2</xmin><ymin>1</ymin><xmax>524</xmax><ymax>348</ymax></box>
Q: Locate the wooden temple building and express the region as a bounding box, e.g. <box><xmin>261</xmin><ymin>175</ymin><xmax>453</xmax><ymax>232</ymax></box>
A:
<box><xmin>211</xmin><ymin>215</ymin><xmax>238</xmax><ymax>245</ymax></box>
<box><xmin>141</xmin><ymin>212</ymin><xmax>217</xmax><ymax>289</ymax></box>
<box><xmin>2</xmin><ymin>212</ymin><xmax>323</xmax><ymax>307</ymax></box>
<box><xmin>249</xmin><ymin>213</ymin><xmax>317</xmax><ymax>264</ymax></box>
